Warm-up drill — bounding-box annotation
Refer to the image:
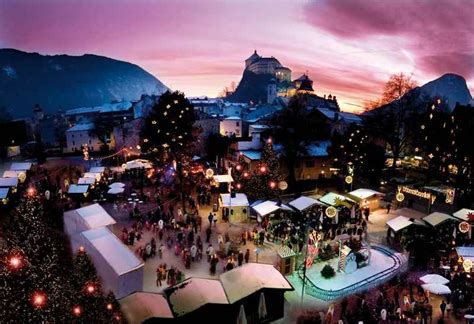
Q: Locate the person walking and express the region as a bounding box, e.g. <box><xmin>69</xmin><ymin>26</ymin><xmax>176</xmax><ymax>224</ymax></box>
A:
<box><xmin>206</xmin><ymin>226</ymin><xmax>212</xmax><ymax>243</ymax></box>
<box><xmin>440</xmin><ymin>300</ymin><xmax>447</xmax><ymax>318</ymax></box>
<box><xmin>208</xmin><ymin>212</ymin><xmax>213</xmax><ymax>226</ymax></box>
<box><xmin>206</xmin><ymin>244</ymin><xmax>215</xmax><ymax>262</ymax></box>
<box><xmin>237</xmin><ymin>251</ymin><xmax>244</xmax><ymax>266</ymax></box>
<box><xmin>190</xmin><ymin>244</ymin><xmax>197</xmax><ymax>262</ymax></box>
<box><xmin>386</xmin><ymin>203</ymin><xmax>391</xmax><ymax>214</ymax></box>
<box><xmin>241</xmin><ymin>230</ymin><xmax>248</xmax><ymax>245</ymax></box>
<box><xmin>244</xmin><ymin>249</ymin><xmax>250</xmax><ymax>263</ymax></box>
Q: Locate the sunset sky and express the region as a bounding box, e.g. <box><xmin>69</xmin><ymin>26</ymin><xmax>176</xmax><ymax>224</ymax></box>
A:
<box><xmin>1</xmin><ymin>0</ymin><xmax>472</xmax><ymax>112</ymax></box>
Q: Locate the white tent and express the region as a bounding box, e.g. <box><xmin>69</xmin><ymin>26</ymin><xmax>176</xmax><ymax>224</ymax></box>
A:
<box><xmin>67</xmin><ymin>184</ymin><xmax>89</xmax><ymax>194</ymax></box>
<box><xmin>64</xmin><ymin>203</ymin><xmax>116</xmax><ymax>239</ymax></box>
<box><xmin>420</xmin><ymin>274</ymin><xmax>449</xmax><ymax>285</ymax></box>
<box><xmin>348</xmin><ymin>188</ymin><xmax>384</xmax><ymax>199</ymax></box>
<box><xmin>386</xmin><ymin>216</ymin><xmax>413</xmax><ymax>232</ymax></box>
<box><xmin>78</xmin><ymin>177</ymin><xmax>95</xmax><ymax>185</ymax></box>
<box><xmin>422</xmin><ymin>284</ymin><xmax>451</xmax><ymax>295</ymax></box>
<box><xmin>120</xmin><ymin>292</ymin><xmax>174</xmax><ymax>323</ymax></box>
<box><xmin>252</xmin><ymin>201</ymin><xmax>280</xmax><ymax>217</ymax></box>
<box><xmin>3</xmin><ymin>170</ymin><xmax>20</xmax><ymax>178</ymax></box>
<box><xmin>80</xmin><ymin>227</ymin><xmax>143</xmax><ymax>299</ymax></box>
<box><xmin>319</xmin><ymin>192</ymin><xmax>355</xmax><ymax>206</ymax></box>
<box><xmin>0</xmin><ymin>177</ymin><xmax>18</xmax><ymax>188</ymax></box>
<box><xmin>219</xmin><ymin>263</ymin><xmax>293</xmax><ymax>303</ymax></box>
<box><xmin>220</xmin><ymin>193</ymin><xmax>249</xmax><ymax>207</ymax></box>
<box><xmin>10</xmin><ymin>162</ymin><xmax>32</xmax><ymax>171</ymax></box>
<box><xmin>108</xmin><ymin>187</ymin><xmax>125</xmax><ymax>195</ymax></box>
<box><xmin>289</xmin><ymin>196</ymin><xmax>324</xmax><ymax>211</ymax></box>
<box><xmin>109</xmin><ymin>182</ymin><xmax>126</xmax><ymax>188</ymax></box>
<box><xmin>124</xmin><ymin>159</ymin><xmax>152</xmax><ymax>170</ymax></box>
<box><xmin>213</xmin><ymin>174</ymin><xmax>234</xmax><ymax>183</ymax></box>
<box><xmin>452</xmin><ymin>208</ymin><xmax>474</xmax><ymax>222</ymax></box>
<box><xmin>423</xmin><ymin>212</ymin><xmax>456</xmax><ymax>227</ymax></box>
<box><xmin>166</xmin><ymin>278</ymin><xmax>228</xmax><ymax>317</ymax></box>
<box><xmin>83</xmin><ymin>172</ymin><xmax>101</xmax><ymax>179</ymax></box>
<box><xmin>89</xmin><ymin>166</ymin><xmax>106</xmax><ymax>173</ymax></box>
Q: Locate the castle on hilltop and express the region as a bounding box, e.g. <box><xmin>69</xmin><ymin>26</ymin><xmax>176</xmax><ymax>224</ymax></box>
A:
<box><xmin>245</xmin><ymin>50</ymin><xmax>292</xmax><ymax>82</ymax></box>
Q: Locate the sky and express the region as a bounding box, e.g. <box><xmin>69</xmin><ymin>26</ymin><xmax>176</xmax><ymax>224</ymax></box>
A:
<box><xmin>1</xmin><ymin>0</ymin><xmax>473</xmax><ymax>112</ymax></box>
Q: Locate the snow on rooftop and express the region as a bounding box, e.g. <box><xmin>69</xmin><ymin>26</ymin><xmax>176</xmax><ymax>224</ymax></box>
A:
<box><xmin>240</xmin><ymin>150</ymin><xmax>262</xmax><ymax>161</ymax></box>
<box><xmin>67</xmin><ymin>184</ymin><xmax>89</xmax><ymax>194</ymax></box>
<box><xmin>67</xmin><ymin>123</ymin><xmax>94</xmax><ymax>132</ymax></box>
<box><xmin>316</xmin><ymin>107</ymin><xmax>362</xmax><ymax>124</ymax></box>
<box><xmin>252</xmin><ymin>200</ymin><xmax>280</xmax><ymax>216</ymax></box>
<box><xmin>220</xmin><ymin>193</ymin><xmax>249</xmax><ymax>207</ymax></box>
<box><xmin>349</xmin><ymin>188</ymin><xmax>384</xmax><ymax>199</ymax></box>
<box><xmin>452</xmin><ymin>208</ymin><xmax>474</xmax><ymax>221</ymax></box>
<box><xmin>289</xmin><ymin>196</ymin><xmax>325</xmax><ymax>211</ymax></box>
<box><xmin>64</xmin><ymin>203</ymin><xmax>116</xmax><ymax>233</ymax></box>
<box><xmin>219</xmin><ymin>263</ymin><xmax>293</xmax><ymax>303</ymax></box>
<box><xmin>81</xmin><ymin>227</ymin><xmax>143</xmax><ymax>275</ymax></box>
<box><xmin>306</xmin><ymin>141</ymin><xmax>331</xmax><ymax>157</ymax></box>
<box><xmin>120</xmin><ymin>292</ymin><xmax>174</xmax><ymax>322</ymax></box>
<box><xmin>78</xmin><ymin>177</ymin><xmax>95</xmax><ymax>185</ymax></box>
<box><xmin>423</xmin><ymin>212</ymin><xmax>456</xmax><ymax>226</ymax></box>
<box><xmin>166</xmin><ymin>278</ymin><xmax>228</xmax><ymax>317</ymax></box>
<box><xmin>386</xmin><ymin>216</ymin><xmax>413</xmax><ymax>232</ymax></box>
<box><xmin>0</xmin><ymin>177</ymin><xmax>18</xmax><ymax>187</ymax></box>
<box><xmin>65</xmin><ymin>101</ymin><xmax>132</xmax><ymax>116</ymax></box>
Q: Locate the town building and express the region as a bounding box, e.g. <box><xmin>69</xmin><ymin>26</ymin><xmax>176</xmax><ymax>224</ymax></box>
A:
<box><xmin>220</xmin><ymin>117</ymin><xmax>242</xmax><ymax>137</ymax></box>
<box><xmin>66</xmin><ymin>123</ymin><xmax>115</xmax><ymax>153</ymax></box>
<box><xmin>245</xmin><ymin>50</ymin><xmax>292</xmax><ymax>82</ymax></box>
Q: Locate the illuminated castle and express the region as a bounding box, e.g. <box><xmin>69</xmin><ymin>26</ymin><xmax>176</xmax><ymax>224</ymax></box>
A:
<box><xmin>245</xmin><ymin>50</ymin><xmax>292</xmax><ymax>82</ymax></box>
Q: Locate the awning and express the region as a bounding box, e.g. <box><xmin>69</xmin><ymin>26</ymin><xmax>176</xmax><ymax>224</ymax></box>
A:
<box><xmin>386</xmin><ymin>216</ymin><xmax>413</xmax><ymax>232</ymax></box>
<box><xmin>423</xmin><ymin>212</ymin><xmax>456</xmax><ymax>227</ymax></box>
<box><xmin>121</xmin><ymin>292</ymin><xmax>174</xmax><ymax>323</ymax></box>
<box><xmin>289</xmin><ymin>196</ymin><xmax>325</xmax><ymax>211</ymax></box>
<box><xmin>252</xmin><ymin>201</ymin><xmax>280</xmax><ymax>216</ymax></box>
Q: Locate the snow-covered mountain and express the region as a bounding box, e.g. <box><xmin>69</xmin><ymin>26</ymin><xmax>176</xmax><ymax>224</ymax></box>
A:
<box><xmin>419</xmin><ymin>73</ymin><xmax>472</xmax><ymax>111</ymax></box>
<box><xmin>0</xmin><ymin>49</ymin><xmax>168</xmax><ymax>117</ymax></box>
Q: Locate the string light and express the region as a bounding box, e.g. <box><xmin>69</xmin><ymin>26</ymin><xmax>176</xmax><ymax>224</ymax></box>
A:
<box><xmin>32</xmin><ymin>292</ymin><xmax>46</xmax><ymax>308</ymax></box>
<box><xmin>73</xmin><ymin>306</ymin><xmax>82</xmax><ymax>316</ymax></box>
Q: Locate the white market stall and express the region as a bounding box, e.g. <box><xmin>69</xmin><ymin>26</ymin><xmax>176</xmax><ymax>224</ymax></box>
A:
<box><xmin>83</xmin><ymin>172</ymin><xmax>102</xmax><ymax>181</ymax></box>
<box><xmin>108</xmin><ymin>187</ymin><xmax>125</xmax><ymax>195</ymax></box>
<box><xmin>79</xmin><ymin>227</ymin><xmax>143</xmax><ymax>299</ymax></box>
<box><xmin>2</xmin><ymin>170</ymin><xmax>27</xmax><ymax>184</ymax></box>
<box><xmin>123</xmin><ymin>159</ymin><xmax>153</xmax><ymax>170</ymax></box>
<box><xmin>252</xmin><ymin>201</ymin><xmax>280</xmax><ymax>217</ymax></box>
<box><xmin>288</xmin><ymin>196</ymin><xmax>325</xmax><ymax>212</ymax></box>
<box><xmin>347</xmin><ymin>188</ymin><xmax>385</xmax><ymax>210</ymax></box>
<box><xmin>422</xmin><ymin>212</ymin><xmax>456</xmax><ymax>227</ymax></box>
<box><xmin>219</xmin><ymin>193</ymin><xmax>249</xmax><ymax>223</ymax></box>
<box><xmin>452</xmin><ymin>208</ymin><xmax>474</xmax><ymax>222</ymax></box>
<box><xmin>67</xmin><ymin>184</ymin><xmax>90</xmax><ymax>196</ymax></box>
<box><xmin>63</xmin><ymin>203</ymin><xmax>117</xmax><ymax>250</ymax></box>
<box><xmin>0</xmin><ymin>177</ymin><xmax>18</xmax><ymax>191</ymax></box>
<box><xmin>212</xmin><ymin>174</ymin><xmax>233</xmax><ymax>192</ymax></box>
<box><xmin>10</xmin><ymin>162</ymin><xmax>33</xmax><ymax>171</ymax></box>
<box><xmin>78</xmin><ymin>177</ymin><xmax>96</xmax><ymax>185</ymax></box>
<box><xmin>386</xmin><ymin>216</ymin><xmax>414</xmax><ymax>233</ymax></box>
<box><xmin>319</xmin><ymin>192</ymin><xmax>355</xmax><ymax>208</ymax></box>
<box><xmin>89</xmin><ymin>166</ymin><xmax>106</xmax><ymax>174</ymax></box>
<box><xmin>120</xmin><ymin>292</ymin><xmax>174</xmax><ymax>323</ymax></box>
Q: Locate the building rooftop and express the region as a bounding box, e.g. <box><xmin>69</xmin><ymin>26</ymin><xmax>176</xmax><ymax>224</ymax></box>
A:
<box><xmin>67</xmin><ymin>123</ymin><xmax>94</xmax><ymax>132</ymax></box>
<box><xmin>65</xmin><ymin>101</ymin><xmax>132</xmax><ymax>116</ymax></box>
<box><xmin>316</xmin><ymin>107</ymin><xmax>362</xmax><ymax>125</ymax></box>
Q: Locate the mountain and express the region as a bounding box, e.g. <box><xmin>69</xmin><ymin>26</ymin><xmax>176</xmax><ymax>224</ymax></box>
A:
<box><xmin>0</xmin><ymin>49</ymin><xmax>168</xmax><ymax>117</ymax></box>
<box><xmin>418</xmin><ymin>73</ymin><xmax>472</xmax><ymax>111</ymax></box>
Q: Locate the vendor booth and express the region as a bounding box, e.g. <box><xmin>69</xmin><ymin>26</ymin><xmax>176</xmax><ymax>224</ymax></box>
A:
<box><xmin>276</xmin><ymin>245</ymin><xmax>297</xmax><ymax>275</ymax></box>
<box><xmin>83</xmin><ymin>172</ymin><xmax>102</xmax><ymax>181</ymax></box>
<box><xmin>89</xmin><ymin>166</ymin><xmax>106</xmax><ymax>174</ymax></box>
<box><xmin>123</xmin><ymin>159</ymin><xmax>153</xmax><ymax>170</ymax></box>
<box><xmin>0</xmin><ymin>177</ymin><xmax>18</xmax><ymax>192</ymax></box>
<box><xmin>219</xmin><ymin>193</ymin><xmax>249</xmax><ymax>223</ymax></box>
<box><xmin>67</xmin><ymin>184</ymin><xmax>89</xmax><ymax>197</ymax></box>
<box><xmin>79</xmin><ymin>227</ymin><xmax>144</xmax><ymax>299</ymax></box>
<box><xmin>78</xmin><ymin>177</ymin><xmax>96</xmax><ymax>185</ymax></box>
<box><xmin>9</xmin><ymin>162</ymin><xmax>32</xmax><ymax>171</ymax></box>
<box><xmin>288</xmin><ymin>196</ymin><xmax>325</xmax><ymax>212</ymax></box>
<box><xmin>0</xmin><ymin>188</ymin><xmax>9</xmax><ymax>205</ymax></box>
<box><xmin>319</xmin><ymin>192</ymin><xmax>355</xmax><ymax>208</ymax></box>
<box><xmin>2</xmin><ymin>170</ymin><xmax>27</xmax><ymax>184</ymax></box>
<box><xmin>252</xmin><ymin>200</ymin><xmax>280</xmax><ymax>217</ymax></box>
<box><xmin>212</xmin><ymin>174</ymin><xmax>233</xmax><ymax>192</ymax></box>
<box><xmin>120</xmin><ymin>292</ymin><xmax>174</xmax><ymax>324</ymax></box>
<box><xmin>422</xmin><ymin>212</ymin><xmax>456</xmax><ymax>227</ymax></box>
<box><xmin>63</xmin><ymin>203</ymin><xmax>116</xmax><ymax>251</ymax></box>
<box><xmin>347</xmin><ymin>188</ymin><xmax>384</xmax><ymax>210</ymax></box>
<box><xmin>453</xmin><ymin>208</ymin><xmax>474</xmax><ymax>222</ymax></box>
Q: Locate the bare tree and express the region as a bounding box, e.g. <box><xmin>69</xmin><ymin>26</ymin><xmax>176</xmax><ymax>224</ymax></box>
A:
<box><xmin>365</xmin><ymin>73</ymin><xmax>417</xmax><ymax>111</ymax></box>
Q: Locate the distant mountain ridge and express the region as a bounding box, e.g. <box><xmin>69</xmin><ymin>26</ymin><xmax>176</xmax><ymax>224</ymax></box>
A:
<box><xmin>0</xmin><ymin>49</ymin><xmax>168</xmax><ymax>117</ymax></box>
<box><xmin>418</xmin><ymin>73</ymin><xmax>472</xmax><ymax>111</ymax></box>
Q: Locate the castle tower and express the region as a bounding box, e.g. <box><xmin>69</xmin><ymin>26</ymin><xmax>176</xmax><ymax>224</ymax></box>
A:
<box><xmin>267</xmin><ymin>78</ymin><xmax>277</xmax><ymax>104</ymax></box>
<box><xmin>245</xmin><ymin>50</ymin><xmax>260</xmax><ymax>68</ymax></box>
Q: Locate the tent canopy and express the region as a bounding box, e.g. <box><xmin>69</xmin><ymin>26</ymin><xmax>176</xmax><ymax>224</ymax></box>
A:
<box><xmin>422</xmin><ymin>283</ymin><xmax>451</xmax><ymax>295</ymax></box>
<box><xmin>120</xmin><ymin>292</ymin><xmax>174</xmax><ymax>323</ymax></box>
<box><xmin>3</xmin><ymin>170</ymin><xmax>21</xmax><ymax>178</ymax></box>
<box><xmin>220</xmin><ymin>193</ymin><xmax>249</xmax><ymax>207</ymax></box>
<box><xmin>68</xmin><ymin>184</ymin><xmax>89</xmax><ymax>194</ymax></box>
<box><xmin>0</xmin><ymin>177</ymin><xmax>18</xmax><ymax>187</ymax></box>
<box><xmin>252</xmin><ymin>201</ymin><xmax>280</xmax><ymax>216</ymax></box>
<box><xmin>81</xmin><ymin>227</ymin><xmax>143</xmax><ymax>275</ymax></box>
<box><xmin>165</xmin><ymin>278</ymin><xmax>228</xmax><ymax>317</ymax></box>
<box><xmin>348</xmin><ymin>188</ymin><xmax>384</xmax><ymax>200</ymax></box>
<box><xmin>124</xmin><ymin>159</ymin><xmax>152</xmax><ymax>170</ymax></box>
<box><xmin>89</xmin><ymin>166</ymin><xmax>105</xmax><ymax>173</ymax></box>
<box><xmin>456</xmin><ymin>247</ymin><xmax>474</xmax><ymax>263</ymax></box>
<box><xmin>83</xmin><ymin>172</ymin><xmax>101</xmax><ymax>179</ymax></box>
<box><xmin>453</xmin><ymin>208</ymin><xmax>474</xmax><ymax>222</ymax></box>
<box><xmin>0</xmin><ymin>188</ymin><xmax>9</xmax><ymax>199</ymax></box>
<box><xmin>10</xmin><ymin>162</ymin><xmax>32</xmax><ymax>171</ymax></box>
<box><xmin>108</xmin><ymin>187</ymin><xmax>125</xmax><ymax>195</ymax></box>
<box><xmin>219</xmin><ymin>263</ymin><xmax>293</xmax><ymax>303</ymax></box>
<box><xmin>213</xmin><ymin>174</ymin><xmax>234</xmax><ymax>183</ymax></box>
<box><xmin>109</xmin><ymin>182</ymin><xmax>126</xmax><ymax>188</ymax></box>
<box><xmin>387</xmin><ymin>216</ymin><xmax>413</xmax><ymax>232</ymax></box>
<box><xmin>423</xmin><ymin>212</ymin><xmax>456</xmax><ymax>227</ymax></box>
<box><xmin>420</xmin><ymin>274</ymin><xmax>449</xmax><ymax>285</ymax></box>
<box><xmin>319</xmin><ymin>192</ymin><xmax>355</xmax><ymax>207</ymax></box>
<box><xmin>64</xmin><ymin>203</ymin><xmax>116</xmax><ymax>235</ymax></box>
<box><xmin>289</xmin><ymin>196</ymin><xmax>324</xmax><ymax>211</ymax></box>
<box><xmin>78</xmin><ymin>177</ymin><xmax>95</xmax><ymax>185</ymax></box>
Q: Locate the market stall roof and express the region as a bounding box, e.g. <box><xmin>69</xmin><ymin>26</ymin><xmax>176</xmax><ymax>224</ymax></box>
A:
<box><xmin>422</xmin><ymin>283</ymin><xmax>451</xmax><ymax>295</ymax></box>
<box><xmin>78</xmin><ymin>177</ymin><xmax>95</xmax><ymax>185</ymax></box>
<box><xmin>213</xmin><ymin>174</ymin><xmax>234</xmax><ymax>183</ymax></box>
<box><xmin>109</xmin><ymin>182</ymin><xmax>126</xmax><ymax>188</ymax></box>
<box><xmin>318</xmin><ymin>192</ymin><xmax>355</xmax><ymax>207</ymax></box>
<box><xmin>422</xmin><ymin>212</ymin><xmax>456</xmax><ymax>227</ymax></box>
<box><xmin>165</xmin><ymin>278</ymin><xmax>228</xmax><ymax>317</ymax></box>
<box><xmin>348</xmin><ymin>188</ymin><xmax>384</xmax><ymax>200</ymax></box>
<box><xmin>81</xmin><ymin>227</ymin><xmax>143</xmax><ymax>275</ymax></box>
<box><xmin>289</xmin><ymin>196</ymin><xmax>325</xmax><ymax>211</ymax></box>
<box><xmin>67</xmin><ymin>184</ymin><xmax>89</xmax><ymax>194</ymax></box>
<box><xmin>219</xmin><ymin>263</ymin><xmax>293</xmax><ymax>303</ymax></box>
<box><xmin>220</xmin><ymin>193</ymin><xmax>249</xmax><ymax>207</ymax></box>
<box><xmin>456</xmin><ymin>247</ymin><xmax>474</xmax><ymax>263</ymax></box>
<box><xmin>124</xmin><ymin>159</ymin><xmax>153</xmax><ymax>170</ymax></box>
<box><xmin>277</xmin><ymin>245</ymin><xmax>297</xmax><ymax>258</ymax></box>
<box><xmin>252</xmin><ymin>201</ymin><xmax>280</xmax><ymax>216</ymax></box>
<box><xmin>0</xmin><ymin>188</ymin><xmax>9</xmax><ymax>199</ymax></box>
<box><xmin>83</xmin><ymin>172</ymin><xmax>101</xmax><ymax>179</ymax></box>
<box><xmin>10</xmin><ymin>162</ymin><xmax>32</xmax><ymax>171</ymax></box>
<box><xmin>120</xmin><ymin>292</ymin><xmax>174</xmax><ymax>323</ymax></box>
<box><xmin>3</xmin><ymin>170</ymin><xmax>21</xmax><ymax>178</ymax></box>
<box><xmin>108</xmin><ymin>187</ymin><xmax>125</xmax><ymax>195</ymax></box>
<box><xmin>64</xmin><ymin>203</ymin><xmax>116</xmax><ymax>233</ymax></box>
<box><xmin>89</xmin><ymin>166</ymin><xmax>106</xmax><ymax>173</ymax></box>
<box><xmin>386</xmin><ymin>216</ymin><xmax>413</xmax><ymax>232</ymax></box>
<box><xmin>452</xmin><ymin>208</ymin><xmax>474</xmax><ymax>222</ymax></box>
<box><xmin>0</xmin><ymin>177</ymin><xmax>18</xmax><ymax>187</ymax></box>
